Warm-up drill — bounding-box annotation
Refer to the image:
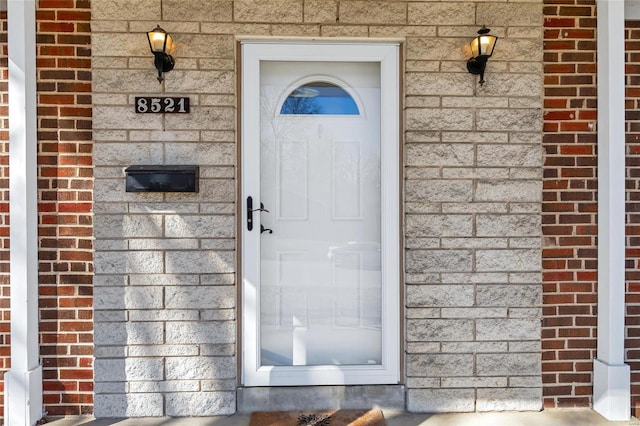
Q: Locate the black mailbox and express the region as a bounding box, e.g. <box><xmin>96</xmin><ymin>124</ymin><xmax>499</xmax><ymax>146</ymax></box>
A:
<box><xmin>125</xmin><ymin>165</ymin><xmax>199</xmax><ymax>193</ymax></box>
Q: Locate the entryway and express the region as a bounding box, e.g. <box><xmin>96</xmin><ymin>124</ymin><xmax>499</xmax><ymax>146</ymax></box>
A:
<box><xmin>241</xmin><ymin>41</ymin><xmax>400</xmax><ymax>388</ymax></box>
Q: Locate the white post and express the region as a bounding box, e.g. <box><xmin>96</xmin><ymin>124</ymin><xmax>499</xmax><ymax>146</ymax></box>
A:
<box><xmin>5</xmin><ymin>0</ymin><xmax>43</xmax><ymax>425</ymax></box>
<box><xmin>594</xmin><ymin>0</ymin><xmax>631</xmax><ymax>421</ymax></box>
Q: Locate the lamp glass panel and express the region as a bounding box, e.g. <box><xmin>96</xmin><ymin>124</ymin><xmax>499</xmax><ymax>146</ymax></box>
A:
<box><xmin>148</xmin><ymin>30</ymin><xmax>167</xmax><ymax>53</ymax></box>
<box><xmin>164</xmin><ymin>33</ymin><xmax>174</xmax><ymax>55</ymax></box>
<box><xmin>479</xmin><ymin>35</ymin><xmax>497</xmax><ymax>57</ymax></box>
<box><xmin>470</xmin><ymin>37</ymin><xmax>480</xmax><ymax>58</ymax></box>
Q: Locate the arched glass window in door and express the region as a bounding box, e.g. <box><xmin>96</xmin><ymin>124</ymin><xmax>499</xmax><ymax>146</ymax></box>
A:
<box><xmin>280</xmin><ymin>81</ymin><xmax>359</xmax><ymax>115</ymax></box>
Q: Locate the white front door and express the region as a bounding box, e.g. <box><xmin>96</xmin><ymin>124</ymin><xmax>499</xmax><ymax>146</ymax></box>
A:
<box><xmin>241</xmin><ymin>42</ymin><xmax>399</xmax><ymax>386</ymax></box>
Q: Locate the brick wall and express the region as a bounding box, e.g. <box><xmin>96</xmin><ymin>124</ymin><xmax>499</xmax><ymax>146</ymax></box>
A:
<box><xmin>626</xmin><ymin>20</ymin><xmax>640</xmax><ymax>418</ymax></box>
<box><xmin>541</xmin><ymin>0</ymin><xmax>640</xmax><ymax>413</ymax></box>
<box><xmin>542</xmin><ymin>0</ymin><xmax>598</xmax><ymax>409</ymax></box>
<box><xmin>37</xmin><ymin>0</ymin><xmax>93</xmax><ymax>416</ymax></box>
<box><xmin>92</xmin><ymin>0</ymin><xmax>542</xmax><ymax>417</ymax></box>
<box><xmin>0</xmin><ymin>0</ymin><xmax>93</xmax><ymax>419</ymax></box>
<box><xmin>0</xmin><ymin>10</ymin><xmax>8</xmax><ymax>419</ymax></box>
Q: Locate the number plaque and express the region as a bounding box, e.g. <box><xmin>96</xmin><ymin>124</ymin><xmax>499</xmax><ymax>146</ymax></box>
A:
<box><xmin>135</xmin><ymin>97</ymin><xmax>190</xmax><ymax>114</ymax></box>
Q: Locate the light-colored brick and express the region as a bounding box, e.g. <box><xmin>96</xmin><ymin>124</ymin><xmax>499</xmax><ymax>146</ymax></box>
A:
<box><xmin>476</xmin><ymin>249</ymin><xmax>541</xmax><ymax>272</ymax></box>
<box><xmin>94</xmin><ymin>393</ymin><xmax>164</xmax><ymax>417</ymax></box>
<box><xmin>165</xmin><ymin>142</ymin><xmax>236</xmax><ymax>165</ymax></box>
<box><xmin>165</xmin><ymin>215</ymin><xmax>234</xmax><ymax>239</ymax></box>
<box><xmin>406</xmin><ymin>143</ymin><xmax>474</xmax><ymax>167</ymax></box>
<box><xmin>162</xmin><ymin>0</ymin><xmax>233</xmax><ymax>22</ymax></box>
<box><xmin>94</xmin><ymin>322</ymin><xmax>164</xmax><ymax>346</ymax></box>
<box><xmin>407</xmin><ymin>354</ymin><xmax>474</xmax><ymax>377</ymax></box>
<box><xmin>94</xmin><ymin>215</ymin><xmax>164</xmax><ymax>239</ymax></box>
<box><xmin>409</xmin><ymin>2</ymin><xmax>475</xmax><ymax>26</ymax></box>
<box><xmin>94</xmin><ymin>251</ymin><xmax>164</xmax><ymax>275</ymax></box>
<box><xmin>165</xmin><ymin>321</ymin><xmax>235</xmax><ymax>344</ymax></box>
<box><xmin>476</xmin><ymin>318</ymin><xmax>540</xmax><ymax>341</ymax></box>
<box><xmin>407</xmin><ymin>108</ymin><xmax>474</xmax><ymax>131</ymax></box>
<box><xmin>477</xmin><ymin>3</ymin><xmax>542</xmax><ymax>27</ymax></box>
<box><xmin>94</xmin><ymin>358</ymin><xmax>164</xmax><ymax>382</ymax></box>
<box><xmin>304</xmin><ymin>0</ymin><xmax>337</xmax><ymax>23</ymax></box>
<box><xmin>477</xmin><ymin>109</ymin><xmax>542</xmax><ymax>132</ymax></box>
<box><xmin>477</xmin><ymin>353</ymin><xmax>541</xmax><ymax>377</ymax></box>
<box><xmin>406</xmin><ymin>180</ymin><xmax>473</xmax><ymax>202</ymax></box>
<box><xmin>406</xmin><ymin>37</ymin><xmax>468</xmax><ymax>61</ymax></box>
<box><xmin>94</xmin><ymin>142</ymin><xmax>164</xmax><ymax>166</ymax></box>
<box><xmin>202</xmin><ymin>379</ymin><xmax>238</xmax><ymax>391</ymax></box>
<box><xmin>406</xmin><ymin>73</ymin><xmax>474</xmax><ymax>97</ymax></box>
<box><xmin>166</xmin><ymin>391</ymin><xmax>236</xmax><ymax>416</ymax></box>
<box><xmin>164</xmin><ymin>72</ymin><xmax>235</xmax><ymax>95</ymax></box>
<box><xmin>201</xmin><ymin>344</ymin><xmax>236</xmax><ymax>356</ymax></box>
<box><xmin>476</xmin><ymin>180</ymin><xmax>541</xmax><ymax>202</ymax></box>
<box><xmin>407</xmin><ymin>388</ymin><xmax>475</xmax><ymax>413</ymax></box>
<box><xmin>406</xmin><ymin>285</ymin><xmax>474</xmax><ymax>308</ymax></box>
<box><xmin>407</xmin><ymin>319</ymin><xmax>474</xmax><ymax>342</ymax></box>
<box><xmin>406</xmin><ymin>250</ymin><xmax>473</xmax><ymax>273</ymax></box>
<box><xmin>339</xmin><ymin>1</ymin><xmax>406</xmax><ymax>25</ymax></box>
<box><xmin>234</xmin><ymin>0</ymin><xmax>303</xmax><ymax>23</ymax></box>
<box><xmin>92</xmin><ymin>0</ymin><xmax>159</xmax><ymax>21</ymax></box>
<box><xmin>165</xmin><ymin>286</ymin><xmax>235</xmax><ymax>309</ymax></box>
<box><xmin>165</xmin><ymin>250</ymin><xmax>235</xmax><ymax>274</ymax></box>
<box><xmin>476</xmin><ymin>214</ymin><xmax>541</xmax><ymax>237</ymax></box>
<box><xmin>477</xmin><ymin>285</ymin><xmax>541</xmax><ymax>307</ymax></box>
<box><xmin>477</xmin><ymin>145</ymin><xmax>542</xmax><ymax>168</ymax></box>
<box><xmin>94</xmin><ymin>286</ymin><xmax>163</xmax><ymax>310</ymax></box>
<box><xmin>94</xmin><ymin>106</ymin><xmax>162</xmax><ymax>130</ymax></box>
<box><xmin>406</xmin><ymin>214</ymin><xmax>473</xmax><ymax>237</ymax></box>
<box><xmin>165</xmin><ymin>356</ymin><xmax>236</xmax><ymax>380</ymax></box>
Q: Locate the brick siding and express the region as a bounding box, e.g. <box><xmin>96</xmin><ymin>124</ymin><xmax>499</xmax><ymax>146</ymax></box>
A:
<box><xmin>0</xmin><ymin>10</ymin><xmax>8</xmax><ymax>420</ymax></box>
<box><xmin>626</xmin><ymin>20</ymin><xmax>640</xmax><ymax>418</ymax></box>
<box><xmin>542</xmin><ymin>0</ymin><xmax>640</xmax><ymax>415</ymax></box>
<box><xmin>542</xmin><ymin>0</ymin><xmax>598</xmax><ymax>409</ymax></box>
<box><xmin>0</xmin><ymin>0</ymin><xmax>93</xmax><ymax>419</ymax></box>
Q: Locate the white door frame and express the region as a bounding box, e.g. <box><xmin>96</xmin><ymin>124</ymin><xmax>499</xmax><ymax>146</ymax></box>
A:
<box><xmin>240</xmin><ymin>40</ymin><xmax>400</xmax><ymax>386</ymax></box>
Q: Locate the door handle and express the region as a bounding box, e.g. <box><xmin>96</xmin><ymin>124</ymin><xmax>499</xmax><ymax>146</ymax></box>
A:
<box><xmin>247</xmin><ymin>196</ymin><xmax>269</xmax><ymax>231</ymax></box>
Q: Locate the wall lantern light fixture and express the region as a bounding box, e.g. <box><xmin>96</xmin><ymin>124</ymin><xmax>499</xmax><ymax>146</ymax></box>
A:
<box><xmin>147</xmin><ymin>25</ymin><xmax>175</xmax><ymax>83</ymax></box>
<box><xmin>466</xmin><ymin>26</ymin><xmax>498</xmax><ymax>87</ymax></box>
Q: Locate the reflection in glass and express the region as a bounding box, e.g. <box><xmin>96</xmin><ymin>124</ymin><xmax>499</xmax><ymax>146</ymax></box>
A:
<box><xmin>260</xmin><ymin>62</ymin><xmax>382</xmax><ymax>369</ymax></box>
<box><xmin>280</xmin><ymin>82</ymin><xmax>359</xmax><ymax>115</ymax></box>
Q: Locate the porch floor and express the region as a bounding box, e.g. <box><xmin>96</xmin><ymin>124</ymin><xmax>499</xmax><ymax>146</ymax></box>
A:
<box><xmin>46</xmin><ymin>409</ymin><xmax>640</xmax><ymax>426</ymax></box>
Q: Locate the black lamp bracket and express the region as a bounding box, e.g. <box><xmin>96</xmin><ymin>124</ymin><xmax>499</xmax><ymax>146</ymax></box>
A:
<box><xmin>153</xmin><ymin>52</ymin><xmax>175</xmax><ymax>83</ymax></box>
<box><xmin>467</xmin><ymin>56</ymin><xmax>489</xmax><ymax>86</ymax></box>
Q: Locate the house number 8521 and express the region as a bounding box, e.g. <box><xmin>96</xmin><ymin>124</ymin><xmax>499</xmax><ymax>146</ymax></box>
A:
<box><xmin>134</xmin><ymin>97</ymin><xmax>190</xmax><ymax>114</ymax></box>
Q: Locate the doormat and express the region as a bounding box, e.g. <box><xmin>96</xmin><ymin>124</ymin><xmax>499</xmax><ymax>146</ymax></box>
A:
<box><xmin>249</xmin><ymin>409</ymin><xmax>386</xmax><ymax>426</ymax></box>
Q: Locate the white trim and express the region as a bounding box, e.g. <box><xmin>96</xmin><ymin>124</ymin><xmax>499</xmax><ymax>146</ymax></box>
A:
<box><xmin>6</xmin><ymin>0</ymin><xmax>43</xmax><ymax>424</ymax></box>
<box><xmin>241</xmin><ymin>41</ymin><xmax>400</xmax><ymax>387</ymax></box>
<box><xmin>626</xmin><ymin>0</ymin><xmax>640</xmax><ymax>19</ymax></box>
<box><xmin>594</xmin><ymin>0</ymin><xmax>631</xmax><ymax>421</ymax></box>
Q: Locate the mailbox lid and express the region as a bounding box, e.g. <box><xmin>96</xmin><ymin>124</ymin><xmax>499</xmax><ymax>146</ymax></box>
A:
<box><xmin>125</xmin><ymin>165</ymin><xmax>199</xmax><ymax>192</ymax></box>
